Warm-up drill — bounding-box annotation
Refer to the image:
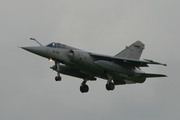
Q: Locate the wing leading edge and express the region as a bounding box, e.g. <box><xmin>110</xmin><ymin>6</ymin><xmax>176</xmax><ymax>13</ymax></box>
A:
<box><xmin>90</xmin><ymin>53</ymin><xmax>166</xmax><ymax>68</ymax></box>
<box><xmin>90</xmin><ymin>41</ymin><xmax>166</xmax><ymax>68</ymax></box>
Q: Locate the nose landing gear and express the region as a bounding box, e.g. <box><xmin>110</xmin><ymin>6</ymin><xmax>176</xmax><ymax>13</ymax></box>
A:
<box><xmin>55</xmin><ymin>76</ymin><xmax>61</xmax><ymax>81</ymax></box>
<box><xmin>55</xmin><ymin>62</ymin><xmax>62</xmax><ymax>81</ymax></box>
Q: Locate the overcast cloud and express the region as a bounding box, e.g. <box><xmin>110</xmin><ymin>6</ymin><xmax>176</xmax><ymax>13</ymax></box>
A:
<box><xmin>0</xmin><ymin>0</ymin><xmax>179</xmax><ymax>120</ymax></box>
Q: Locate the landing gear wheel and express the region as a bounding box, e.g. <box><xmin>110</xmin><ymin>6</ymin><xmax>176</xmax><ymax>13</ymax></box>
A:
<box><xmin>106</xmin><ymin>83</ymin><xmax>115</xmax><ymax>91</ymax></box>
<box><xmin>109</xmin><ymin>83</ymin><xmax>115</xmax><ymax>90</ymax></box>
<box><xmin>54</xmin><ymin>61</ymin><xmax>62</xmax><ymax>81</ymax></box>
<box><xmin>84</xmin><ymin>85</ymin><xmax>89</xmax><ymax>92</ymax></box>
<box><xmin>106</xmin><ymin>83</ymin><xmax>110</xmax><ymax>91</ymax></box>
<box><xmin>80</xmin><ymin>84</ymin><xmax>89</xmax><ymax>93</ymax></box>
<box><xmin>55</xmin><ymin>76</ymin><xmax>61</xmax><ymax>81</ymax></box>
<box><xmin>80</xmin><ymin>86</ymin><xmax>84</xmax><ymax>93</ymax></box>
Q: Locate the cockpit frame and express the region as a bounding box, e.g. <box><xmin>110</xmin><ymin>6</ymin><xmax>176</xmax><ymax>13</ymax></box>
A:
<box><xmin>46</xmin><ymin>42</ymin><xmax>66</xmax><ymax>49</ymax></box>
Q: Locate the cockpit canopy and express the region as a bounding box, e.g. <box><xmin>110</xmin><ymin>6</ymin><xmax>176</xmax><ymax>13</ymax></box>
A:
<box><xmin>46</xmin><ymin>42</ymin><xmax>66</xmax><ymax>48</ymax></box>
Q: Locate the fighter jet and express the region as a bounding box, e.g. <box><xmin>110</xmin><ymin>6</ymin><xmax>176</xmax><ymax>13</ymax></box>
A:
<box><xmin>21</xmin><ymin>38</ymin><xmax>167</xmax><ymax>93</ymax></box>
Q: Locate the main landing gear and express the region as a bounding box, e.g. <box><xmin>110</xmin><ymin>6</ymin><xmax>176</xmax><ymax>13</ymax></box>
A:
<box><xmin>80</xmin><ymin>79</ymin><xmax>89</xmax><ymax>93</ymax></box>
<box><xmin>52</xmin><ymin>62</ymin><xmax>115</xmax><ymax>92</ymax></box>
<box><xmin>106</xmin><ymin>74</ymin><xmax>115</xmax><ymax>91</ymax></box>
<box><xmin>79</xmin><ymin>74</ymin><xmax>115</xmax><ymax>93</ymax></box>
<box><xmin>55</xmin><ymin>62</ymin><xmax>61</xmax><ymax>81</ymax></box>
<box><xmin>80</xmin><ymin>84</ymin><xmax>89</xmax><ymax>93</ymax></box>
<box><xmin>80</xmin><ymin>81</ymin><xmax>115</xmax><ymax>93</ymax></box>
<box><xmin>106</xmin><ymin>82</ymin><xmax>115</xmax><ymax>91</ymax></box>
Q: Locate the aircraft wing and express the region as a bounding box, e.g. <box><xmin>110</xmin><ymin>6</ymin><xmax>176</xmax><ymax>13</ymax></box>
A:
<box><xmin>90</xmin><ymin>53</ymin><xmax>166</xmax><ymax>68</ymax></box>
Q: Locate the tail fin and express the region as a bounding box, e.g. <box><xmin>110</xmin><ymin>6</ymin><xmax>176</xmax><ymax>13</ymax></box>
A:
<box><xmin>115</xmin><ymin>41</ymin><xmax>145</xmax><ymax>60</ymax></box>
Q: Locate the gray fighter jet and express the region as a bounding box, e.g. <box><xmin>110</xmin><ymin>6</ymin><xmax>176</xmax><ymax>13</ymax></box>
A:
<box><xmin>21</xmin><ymin>38</ymin><xmax>167</xmax><ymax>93</ymax></box>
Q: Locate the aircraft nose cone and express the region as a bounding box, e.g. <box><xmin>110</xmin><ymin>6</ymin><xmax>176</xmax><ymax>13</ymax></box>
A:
<box><xmin>21</xmin><ymin>46</ymin><xmax>47</xmax><ymax>57</ymax></box>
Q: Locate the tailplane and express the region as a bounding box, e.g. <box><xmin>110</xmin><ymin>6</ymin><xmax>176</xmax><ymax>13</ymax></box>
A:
<box><xmin>115</xmin><ymin>41</ymin><xmax>145</xmax><ymax>60</ymax></box>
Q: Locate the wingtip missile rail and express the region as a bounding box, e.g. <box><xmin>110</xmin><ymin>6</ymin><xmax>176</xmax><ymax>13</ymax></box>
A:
<box><xmin>143</xmin><ymin>59</ymin><xmax>167</xmax><ymax>66</ymax></box>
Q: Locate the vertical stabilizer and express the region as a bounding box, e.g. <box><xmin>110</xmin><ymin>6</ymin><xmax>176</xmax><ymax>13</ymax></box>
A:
<box><xmin>115</xmin><ymin>41</ymin><xmax>145</xmax><ymax>60</ymax></box>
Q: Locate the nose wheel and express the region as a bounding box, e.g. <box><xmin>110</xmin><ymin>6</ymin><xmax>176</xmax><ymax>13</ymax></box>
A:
<box><xmin>55</xmin><ymin>76</ymin><xmax>61</xmax><ymax>81</ymax></box>
<box><xmin>55</xmin><ymin>62</ymin><xmax>62</xmax><ymax>81</ymax></box>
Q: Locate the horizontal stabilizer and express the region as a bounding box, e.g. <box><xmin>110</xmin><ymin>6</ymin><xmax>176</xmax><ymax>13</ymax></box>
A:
<box><xmin>137</xmin><ymin>73</ymin><xmax>167</xmax><ymax>78</ymax></box>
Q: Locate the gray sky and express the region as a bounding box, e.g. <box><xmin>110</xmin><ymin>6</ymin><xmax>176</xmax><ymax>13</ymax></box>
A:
<box><xmin>0</xmin><ymin>0</ymin><xmax>179</xmax><ymax>120</ymax></box>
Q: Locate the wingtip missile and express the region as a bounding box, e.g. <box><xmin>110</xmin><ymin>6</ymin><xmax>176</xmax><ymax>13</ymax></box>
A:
<box><xmin>143</xmin><ymin>59</ymin><xmax>167</xmax><ymax>66</ymax></box>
